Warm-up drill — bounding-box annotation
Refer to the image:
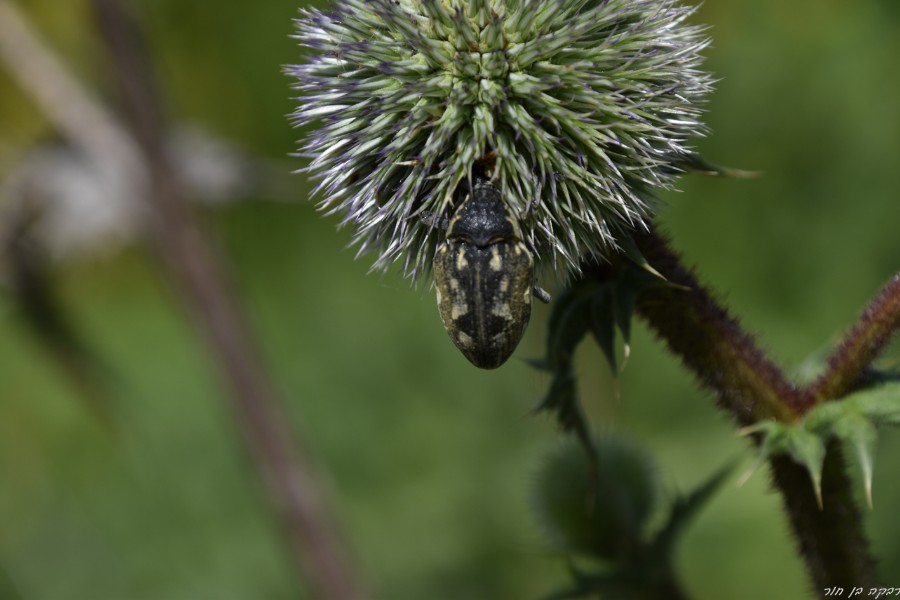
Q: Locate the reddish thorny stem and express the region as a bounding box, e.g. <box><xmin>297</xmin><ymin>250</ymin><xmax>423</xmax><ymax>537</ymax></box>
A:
<box><xmin>603</xmin><ymin>228</ymin><xmax>894</xmax><ymax>592</ymax></box>
<box><xmin>809</xmin><ymin>274</ymin><xmax>900</xmax><ymax>403</ymax></box>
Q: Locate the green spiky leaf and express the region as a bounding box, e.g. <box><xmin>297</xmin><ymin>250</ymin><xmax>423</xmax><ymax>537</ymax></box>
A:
<box><xmin>535</xmin><ymin>259</ymin><xmax>666</xmax><ymax>433</ymax></box>
<box><xmin>540</xmin><ymin>260</ymin><xmax>662</xmax><ymax>377</ymax></box>
<box><xmin>652</xmin><ymin>461</ymin><xmax>734</xmax><ymax>557</ymax></box>
<box><xmin>589</xmin><ymin>286</ymin><xmax>618</xmax><ymax>372</ymax></box>
<box><xmin>536</xmin><ymin>368</ymin><xmax>581</xmax><ymax>432</ymax></box>
<box><xmin>545</xmin><ymin>279</ymin><xmax>598</xmax><ymax>371</ymax></box>
<box><xmin>667</xmin><ymin>151</ymin><xmax>760</xmax><ymax>179</ymax></box>
<box><xmin>740</xmin><ymin>380</ymin><xmax>900</xmax><ymax>506</ymax></box>
<box><xmin>844</xmin><ymin>380</ymin><xmax>900</xmax><ymax>425</ymax></box>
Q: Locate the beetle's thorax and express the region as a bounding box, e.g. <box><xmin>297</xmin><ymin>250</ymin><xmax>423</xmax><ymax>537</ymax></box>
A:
<box><xmin>448</xmin><ymin>180</ymin><xmax>523</xmax><ymax>247</ymax></box>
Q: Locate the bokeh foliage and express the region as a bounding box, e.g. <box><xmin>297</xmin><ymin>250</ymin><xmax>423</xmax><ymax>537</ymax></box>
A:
<box><xmin>1</xmin><ymin>0</ymin><xmax>899</xmax><ymax>598</ymax></box>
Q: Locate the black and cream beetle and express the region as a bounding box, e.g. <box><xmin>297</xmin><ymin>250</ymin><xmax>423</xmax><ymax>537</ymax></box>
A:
<box><xmin>434</xmin><ymin>178</ymin><xmax>549</xmax><ymax>369</ymax></box>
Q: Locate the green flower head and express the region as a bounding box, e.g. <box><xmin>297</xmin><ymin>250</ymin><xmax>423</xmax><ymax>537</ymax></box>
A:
<box><xmin>287</xmin><ymin>0</ymin><xmax>711</xmax><ymax>280</ymax></box>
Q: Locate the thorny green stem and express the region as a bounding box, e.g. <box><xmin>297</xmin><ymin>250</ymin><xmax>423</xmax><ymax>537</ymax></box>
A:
<box><xmin>616</xmin><ymin>228</ymin><xmax>880</xmax><ymax>592</ymax></box>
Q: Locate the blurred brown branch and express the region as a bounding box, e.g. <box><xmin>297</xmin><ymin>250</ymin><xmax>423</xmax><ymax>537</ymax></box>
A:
<box><xmin>0</xmin><ymin>1</ymin><xmax>368</xmax><ymax>597</ymax></box>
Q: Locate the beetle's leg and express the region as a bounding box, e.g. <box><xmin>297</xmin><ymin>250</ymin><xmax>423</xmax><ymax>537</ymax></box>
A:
<box><xmin>533</xmin><ymin>285</ymin><xmax>551</xmax><ymax>304</ymax></box>
<box><xmin>417</xmin><ymin>210</ymin><xmax>450</xmax><ymax>231</ymax></box>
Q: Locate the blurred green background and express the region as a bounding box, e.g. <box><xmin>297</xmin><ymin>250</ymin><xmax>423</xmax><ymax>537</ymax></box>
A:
<box><xmin>1</xmin><ymin>0</ymin><xmax>899</xmax><ymax>598</ymax></box>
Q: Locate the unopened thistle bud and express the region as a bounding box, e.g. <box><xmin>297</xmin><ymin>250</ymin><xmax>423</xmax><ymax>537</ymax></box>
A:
<box><xmin>286</xmin><ymin>0</ymin><xmax>711</xmax><ymax>279</ymax></box>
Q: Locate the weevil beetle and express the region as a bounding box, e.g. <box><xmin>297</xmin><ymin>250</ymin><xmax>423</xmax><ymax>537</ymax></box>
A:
<box><xmin>434</xmin><ymin>178</ymin><xmax>547</xmax><ymax>369</ymax></box>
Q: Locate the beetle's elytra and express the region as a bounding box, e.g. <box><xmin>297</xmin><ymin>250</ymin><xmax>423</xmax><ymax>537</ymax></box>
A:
<box><xmin>434</xmin><ymin>178</ymin><xmax>535</xmax><ymax>369</ymax></box>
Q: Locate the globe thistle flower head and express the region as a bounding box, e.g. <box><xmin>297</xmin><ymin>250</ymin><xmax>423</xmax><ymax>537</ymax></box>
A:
<box><xmin>287</xmin><ymin>0</ymin><xmax>711</xmax><ymax>280</ymax></box>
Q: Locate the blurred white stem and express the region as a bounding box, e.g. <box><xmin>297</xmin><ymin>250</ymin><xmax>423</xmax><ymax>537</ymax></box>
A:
<box><xmin>0</xmin><ymin>0</ymin><xmax>145</xmax><ymax>190</ymax></box>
